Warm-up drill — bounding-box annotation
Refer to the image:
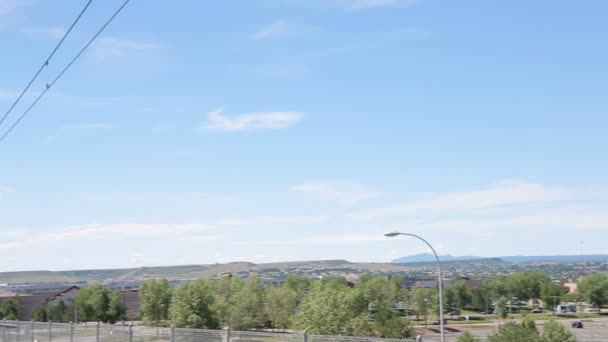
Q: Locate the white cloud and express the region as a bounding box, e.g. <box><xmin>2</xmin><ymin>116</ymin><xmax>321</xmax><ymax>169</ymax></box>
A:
<box><xmin>353</xmin><ymin>180</ymin><xmax>578</xmax><ymax>219</ymax></box>
<box><xmin>252</xmin><ymin>20</ymin><xmax>317</xmax><ymax>39</ymax></box>
<box><xmin>292</xmin><ymin>181</ymin><xmax>384</xmax><ymax>205</ymax></box>
<box><xmin>0</xmin><ymin>186</ymin><xmax>15</xmax><ymax>199</ymax></box>
<box><xmin>21</xmin><ymin>26</ymin><xmax>65</xmax><ymax>40</ymax></box>
<box><xmin>0</xmin><ymin>223</ymin><xmax>212</xmax><ymax>250</ymax></box>
<box><xmin>83</xmin><ymin>191</ymin><xmax>232</xmax><ymax>205</ymax></box>
<box><xmin>217</xmin><ymin>214</ymin><xmax>328</xmax><ymax>227</ymax></box>
<box><xmin>91</xmin><ymin>37</ymin><xmax>162</xmax><ymax>63</ymax></box>
<box><xmin>0</xmin><ymin>0</ymin><xmax>21</xmax><ymax>16</ymax></box>
<box><xmin>334</xmin><ymin>0</ymin><xmax>416</xmax><ymax>10</ymax></box>
<box><xmin>234</xmin><ymin>232</ymin><xmax>389</xmax><ymax>246</ymax></box>
<box><xmin>203</xmin><ymin>109</ymin><xmax>302</xmax><ymax>132</ymax></box>
<box><xmin>62</xmin><ymin>123</ymin><xmax>115</xmax><ymax>130</ymax></box>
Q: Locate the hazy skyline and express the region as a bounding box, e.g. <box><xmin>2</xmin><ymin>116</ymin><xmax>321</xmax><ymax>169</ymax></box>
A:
<box><xmin>1</xmin><ymin>0</ymin><xmax>607</xmax><ymax>271</ymax></box>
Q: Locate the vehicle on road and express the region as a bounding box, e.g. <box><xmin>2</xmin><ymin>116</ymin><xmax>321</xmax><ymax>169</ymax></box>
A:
<box><xmin>433</xmin><ymin>319</ymin><xmax>448</xmax><ymax>325</ymax></box>
<box><xmin>571</xmin><ymin>321</ymin><xmax>583</xmax><ymax>329</ymax></box>
<box><xmin>530</xmin><ymin>308</ymin><xmax>543</xmax><ymax>313</ymax></box>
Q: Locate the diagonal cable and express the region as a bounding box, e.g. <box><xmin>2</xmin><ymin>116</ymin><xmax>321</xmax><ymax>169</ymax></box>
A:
<box><xmin>0</xmin><ymin>0</ymin><xmax>132</xmax><ymax>145</ymax></box>
<box><xmin>0</xmin><ymin>0</ymin><xmax>94</xmax><ymax>128</ymax></box>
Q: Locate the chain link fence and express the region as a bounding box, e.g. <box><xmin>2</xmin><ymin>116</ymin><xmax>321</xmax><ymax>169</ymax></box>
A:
<box><xmin>0</xmin><ymin>321</ymin><xmax>417</xmax><ymax>342</ymax></box>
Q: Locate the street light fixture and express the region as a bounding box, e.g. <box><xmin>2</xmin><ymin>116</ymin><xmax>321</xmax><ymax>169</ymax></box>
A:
<box><xmin>384</xmin><ymin>232</ymin><xmax>445</xmax><ymax>342</ymax></box>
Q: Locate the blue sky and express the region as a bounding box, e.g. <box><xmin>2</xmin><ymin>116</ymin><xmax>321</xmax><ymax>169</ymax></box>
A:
<box><xmin>1</xmin><ymin>0</ymin><xmax>608</xmax><ymax>271</ymax></box>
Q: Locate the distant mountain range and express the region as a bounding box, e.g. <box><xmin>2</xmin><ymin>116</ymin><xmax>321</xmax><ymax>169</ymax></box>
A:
<box><xmin>392</xmin><ymin>253</ymin><xmax>608</xmax><ymax>263</ymax></box>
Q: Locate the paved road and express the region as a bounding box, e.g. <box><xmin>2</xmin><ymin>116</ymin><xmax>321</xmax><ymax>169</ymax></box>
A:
<box><xmin>417</xmin><ymin>317</ymin><xmax>608</xmax><ymax>342</ymax></box>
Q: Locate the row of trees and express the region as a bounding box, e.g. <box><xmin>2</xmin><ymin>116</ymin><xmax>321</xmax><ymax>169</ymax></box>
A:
<box><xmin>140</xmin><ymin>274</ymin><xmax>416</xmax><ymax>338</ymax></box>
<box><xmin>137</xmin><ymin>271</ymin><xmax>608</xmax><ymax>337</ymax></box>
<box><xmin>28</xmin><ymin>285</ymin><xmax>126</xmax><ymax>323</ymax></box>
<box><xmin>457</xmin><ymin>319</ymin><xmax>576</xmax><ymax>342</ymax></box>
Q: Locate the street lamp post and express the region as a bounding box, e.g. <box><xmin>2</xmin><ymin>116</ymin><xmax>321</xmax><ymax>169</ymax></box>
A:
<box><xmin>385</xmin><ymin>232</ymin><xmax>445</xmax><ymax>342</ymax></box>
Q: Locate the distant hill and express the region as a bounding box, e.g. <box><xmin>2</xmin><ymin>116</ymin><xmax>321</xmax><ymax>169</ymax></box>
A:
<box><xmin>392</xmin><ymin>253</ymin><xmax>481</xmax><ymax>263</ymax></box>
<box><xmin>500</xmin><ymin>255</ymin><xmax>608</xmax><ymax>262</ymax></box>
<box><xmin>0</xmin><ymin>259</ymin><xmax>410</xmax><ymax>286</ymax></box>
<box><xmin>392</xmin><ymin>253</ymin><xmax>608</xmax><ymax>263</ymax></box>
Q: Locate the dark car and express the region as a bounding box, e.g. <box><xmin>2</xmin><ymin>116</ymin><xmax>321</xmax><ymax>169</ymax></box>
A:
<box><xmin>433</xmin><ymin>319</ymin><xmax>448</xmax><ymax>325</ymax></box>
<box><xmin>571</xmin><ymin>321</ymin><xmax>583</xmax><ymax>329</ymax></box>
<box><xmin>448</xmin><ymin>310</ymin><xmax>461</xmax><ymax>316</ymax></box>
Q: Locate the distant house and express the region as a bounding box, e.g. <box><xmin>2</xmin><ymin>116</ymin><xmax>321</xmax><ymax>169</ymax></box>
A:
<box><xmin>0</xmin><ymin>286</ymin><xmax>80</xmax><ymax>321</ymax></box>
<box><xmin>563</xmin><ymin>282</ymin><xmax>578</xmax><ymax>294</ymax></box>
<box><xmin>119</xmin><ymin>290</ymin><xmax>140</xmax><ymax>320</ymax></box>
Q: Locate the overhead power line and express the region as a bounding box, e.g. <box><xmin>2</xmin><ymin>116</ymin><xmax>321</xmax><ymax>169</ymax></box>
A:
<box><xmin>0</xmin><ymin>0</ymin><xmax>94</xmax><ymax>129</ymax></box>
<box><xmin>0</xmin><ymin>0</ymin><xmax>132</xmax><ymax>145</ymax></box>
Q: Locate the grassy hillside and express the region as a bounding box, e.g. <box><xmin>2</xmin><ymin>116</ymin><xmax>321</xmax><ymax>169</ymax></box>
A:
<box><xmin>0</xmin><ymin>260</ymin><xmax>417</xmax><ymax>284</ymax></box>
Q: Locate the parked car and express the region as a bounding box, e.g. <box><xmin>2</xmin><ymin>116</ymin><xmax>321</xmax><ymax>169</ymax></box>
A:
<box><xmin>586</xmin><ymin>307</ymin><xmax>601</xmax><ymax>313</ymax></box>
<box><xmin>433</xmin><ymin>319</ymin><xmax>448</xmax><ymax>325</ymax></box>
<box><xmin>571</xmin><ymin>321</ymin><xmax>583</xmax><ymax>329</ymax></box>
<box><xmin>530</xmin><ymin>308</ymin><xmax>543</xmax><ymax>313</ymax></box>
<box><xmin>448</xmin><ymin>310</ymin><xmax>461</xmax><ymax>316</ymax></box>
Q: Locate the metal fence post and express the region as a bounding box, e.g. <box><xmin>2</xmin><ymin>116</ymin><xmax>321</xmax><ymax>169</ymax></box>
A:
<box><xmin>48</xmin><ymin>321</ymin><xmax>52</xmax><ymax>342</ymax></box>
<box><xmin>29</xmin><ymin>321</ymin><xmax>33</xmax><ymax>342</ymax></box>
<box><xmin>128</xmin><ymin>324</ymin><xmax>133</xmax><ymax>342</ymax></box>
<box><xmin>96</xmin><ymin>322</ymin><xmax>100</xmax><ymax>342</ymax></box>
<box><xmin>303</xmin><ymin>330</ymin><xmax>308</xmax><ymax>342</ymax></box>
<box><xmin>69</xmin><ymin>322</ymin><xmax>73</xmax><ymax>342</ymax></box>
<box><xmin>2</xmin><ymin>319</ymin><xmax>6</xmax><ymax>342</ymax></box>
<box><xmin>15</xmin><ymin>320</ymin><xmax>20</xmax><ymax>342</ymax></box>
<box><xmin>170</xmin><ymin>325</ymin><xmax>175</xmax><ymax>342</ymax></box>
<box><xmin>222</xmin><ymin>326</ymin><xmax>230</xmax><ymax>342</ymax></box>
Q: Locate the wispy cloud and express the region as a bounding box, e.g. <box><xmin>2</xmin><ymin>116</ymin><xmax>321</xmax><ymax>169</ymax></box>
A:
<box><xmin>253</xmin><ymin>20</ymin><xmax>317</xmax><ymax>39</ymax></box>
<box><xmin>203</xmin><ymin>109</ymin><xmax>302</xmax><ymax>132</ymax></box>
<box><xmin>0</xmin><ymin>186</ymin><xmax>15</xmax><ymax>199</ymax></box>
<box><xmin>335</xmin><ymin>0</ymin><xmax>416</xmax><ymax>10</ymax></box>
<box><xmin>0</xmin><ymin>0</ymin><xmax>21</xmax><ymax>16</ymax></box>
<box><xmin>21</xmin><ymin>26</ymin><xmax>66</xmax><ymax>40</ymax></box>
<box><xmin>217</xmin><ymin>214</ymin><xmax>328</xmax><ymax>227</ymax></box>
<box><xmin>292</xmin><ymin>181</ymin><xmax>384</xmax><ymax>205</ymax></box>
<box><xmin>0</xmin><ymin>223</ymin><xmax>213</xmax><ymax>250</ymax></box>
<box><xmin>352</xmin><ymin>180</ymin><xmax>578</xmax><ymax>219</ymax></box>
<box><xmin>93</xmin><ymin>37</ymin><xmax>161</xmax><ymax>57</ymax></box>
<box><xmin>233</xmin><ymin>232</ymin><xmax>388</xmax><ymax>246</ymax></box>
<box><xmin>61</xmin><ymin>123</ymin><xmax>115</xmax><ymax>130</ymax></box>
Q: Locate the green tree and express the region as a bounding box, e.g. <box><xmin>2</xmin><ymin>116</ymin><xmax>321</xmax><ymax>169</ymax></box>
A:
<box><xmin>372</xmin><ymin>308</ymin><xmax>414</xmax><ymax>338</ymax></box>
<box><xmin>410</xmin><ymin>288</ymin><xmax>433</xmax><ymax>322</ymax></box>
<box><xmin>496</xmin><ymin>298</ymin><xmax>508</xmax><ymax>319</ymax></box>
<box><xmin>49</xmin><ymin>300</ymin><xmax>70</xmax><ymax>322</ymax></box>
<box><xmin>74</xmin><ymin>287</ymin><xmax>95</xmax><ymax>322</ymax></box>
<box><xmin>456</xmin><ymin>331</ymin><xmax>481</xmax><ymax>342</ymax></box>
<box><xmin>266</xmin><ymin>286</ymin><xmax>298</xmax><ymax>329</ymax></box>
<box><xmin>214</xmin><ymin>276</ymin><xmax>242</xmax><ymax>325</ymax></box>
<box><xmin>293</xmin><ymin>281</ymin><xmax>358</xmax><ymax>335</ymax></box>
<box><xmin>225</xmin><ymin>274</ymin><xmax>267</xmax><ymax>329</ymax></box>
<box><xmin>471</xmin><ymin>288</ymin><xmax>490</xmax><ymax>311</ymax></box>
<box><xmin>74</xmin><ymin>285</ymin><xmax>124</xmax><ymax>323</ymax></box>
<box><xmin>32</xmin><ymin>305</ymin><xmax>47</xmax><ymax>322</ymax></box>
<box><xmin>488</xmin><ymin>321</ymin><xmax>541</xmax><ymax>342</ymax></box>
<box><xmin>540</xmin><ymin>283</ymin><xmax>562</xmax><ymax>312</ymax></box>
<box><xmin>506</xmin><ymin>271</ymin><xmax>549</xmax><ymax>300</ymax></box>
<box><xmin>541</xmin><ymin>319</ymin><xmax>576</xmax><ymax>342</ymax></box>
<box><xmin>484</xmin><ymin>276</ymin><xmax>509</xmax><ymax>301</ymax></box>
<box><xmin>107</xmin><ymin>291</ymin><xmax>126</xmax><ymax>323</ymax></box>
<box><xmin>451</xmin><ymin>280</ymin><xmax>472</xmax><ymax>310</ymax></box>
<box><xmin>139</xmin><ymin>278</ymin><xmax>173</xmax><ymax>325</ymax></box>
<box><xmin>173</xmin><ymin>279</ymin><xmax>219</xmax><ymax>329</ymax></box>
<box><xmin>578</xmin><ymin>273</ymin><xmax>608</xmax><ymax>307</ymax></box>
<box><xmin>0</xmin><ymin>298</ymin><xmax>20</xmax><ymax>320</ymax></box>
